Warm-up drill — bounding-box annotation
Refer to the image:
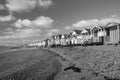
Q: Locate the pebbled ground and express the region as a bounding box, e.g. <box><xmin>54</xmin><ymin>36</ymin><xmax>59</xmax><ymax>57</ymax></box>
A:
<box><xmin>1</xmin><ymin>45</ymin><xmax>120</xmax><ymax>80</ymax></box>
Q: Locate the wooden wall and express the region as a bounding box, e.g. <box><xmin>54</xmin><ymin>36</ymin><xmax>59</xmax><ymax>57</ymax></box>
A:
<box><xmin>110</xmin><ymin>26</ymin><xmax>118</xmax><ymax>44</ymax></box>
<box><xmin>105</xmin><ymin>25</ymin><xmax>120</xmax><ymax>44</ymax></box>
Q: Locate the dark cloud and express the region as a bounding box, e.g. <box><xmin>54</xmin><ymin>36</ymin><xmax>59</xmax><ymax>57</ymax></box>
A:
<box><xmin>0</xmin><ymin>0</ymin><xmax>7</xmax><ymax>4</ymax></box>
<box><xmin>0</xmin><ymin>9</ymin><xmax>9</xmax><ymax>16</ymax></box>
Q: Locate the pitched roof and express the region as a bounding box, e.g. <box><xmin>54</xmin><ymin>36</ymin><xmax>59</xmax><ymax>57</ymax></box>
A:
<box><xmin>81</xmin><ymin>28</ymin><xmax>91</xmax><ymax>34</ymax></box>
<box><xmin>62</xmin><ymin>34</ymin><xmax>71</xmax><ymax>38</ymax></box>
<box><xmin>46</xmin><ymin>38</ymin><xmax>50</xmax><ymax>41</ymax></box>
<box><xmin>73</xmin><ymin>30</ymin><xmax>82</xmax><ymax>34</ymax></box>
<box><xmin>50</xmin><ymin>36</ymin><xmax>56</xmax><ymax>39</ymax></box>
<box><xmin>57</xmin><ymin>34</ymin><xmax>62</xmax><ymax>39</ymax></box>
<box><xmin>91</xmin><ymin>26</ymin><xmax>104</xmax><ymax>31</ymax></box>
<box><xmin>105</xmin><ymin>22</ymin><xmax>120</xmax><ymax>28</ymax></box>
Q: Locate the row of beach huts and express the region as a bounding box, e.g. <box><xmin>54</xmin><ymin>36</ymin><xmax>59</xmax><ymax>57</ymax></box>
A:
<box><xmin>27</xmin><ymin>22</ymin><xmax>120</xmax><ymax>48</ymax></box>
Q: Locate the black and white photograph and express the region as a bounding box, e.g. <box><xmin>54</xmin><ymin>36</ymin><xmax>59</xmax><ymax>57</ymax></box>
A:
<box><xmin>0</xmin><ymin>0</ymin><xmax>120</xmax><ymax>80</ymax></box>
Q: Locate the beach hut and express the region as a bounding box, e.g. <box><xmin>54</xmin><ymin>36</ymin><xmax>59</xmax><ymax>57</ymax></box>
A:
<box><xmin>54</xmin><ymin>35</ymin><xmax>59</xmax><ymax>46</ymax></box>
<box><xmin>65</xmin><ymin>34</ymin><xmax>72</xmax><ymax>46</ymax></box>
<box><xmin>38</xmin><ymin>42</ymin><xmax>42</xmax><ymax>47</ymax></box>
<box><xmin>104</xmin><ymin>22</ymin><xmax>120</xmax><ymax>45</ymax></box>
<box><xmin>81</xmin><ymin>28</ymin><xmax>92</xmax><ymax>45</ymax></box>
<box><xmin>61</xmin><ymin>34</ymin><xmax>68</xmax><ymax>46</ymax></box>
<box><xmin>71</xmin><ymin>30</ymin><xmax>82</xmax><ymax>36</ymax></box>
<box><xmin>91</xmin><ymin>26</ymin><xmax>105</xmax><ymax>45</ymax></box>
<box><xmin>41</xmin><ymin>40</ymin><xmax>46</xmax><ymax>47</ymax></box>
<box><xmin>45</xmin><ymin>39</ymin><xmax>51</xmax><ymax>47</ymax></box>
<box><xmin>71</xmin><ymin>30</ymin><xmax>82</xmax><ymax>45</ymax></box>
<box><xmin>71</xmin><ymin>36</ymin><xmax>77</xmax><ymax>45</ymax></box>
<box><xmin>49</xmin><ymin>36</ymin><xmax>56</xmax><ymax>47</ymax></box>
<box><xmin>56</xmin><ymin>35</ymin><xmax>62</xmax><ymax>46</ymax></box>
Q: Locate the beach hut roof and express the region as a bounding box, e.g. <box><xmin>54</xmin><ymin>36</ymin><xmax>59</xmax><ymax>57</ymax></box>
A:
<box><xmin>62</xmin><ymin>34</ymin><xmax>71</xmax><ymax>38</ymax></box>
<box><xmin>73</xmin><ymin>30</ymin><xmax>82</xmax><ymax>34</ymax></box>
<box><xmin>50</xmin><ymin>36</ymin><xmax>56</xmax><ymax>39</ymax></box>
<box><xmin>105</xmin><ymin>22</ymin><xmax>120</xmax><ymax>28</ymax></box>
<box><xmin>91</xmin><ymin>26</ymin><xmax>104</xmax><ymax>31</ymax></box>
<box><xmin>57</xmin><ymin>34</ymin><xmax>62</xmax><ymax>39</ymax></box>
<box><xmin>46</xmin><ymin>38</ymin><xmax>50</xmax><ymax>41</ymax></box>
<box><xmin>81</xmin><ymin>28</ymin><xmax>91</xmax><ymax>34</ymax></box>
<box><xmin>65</xmin><ymin>34</ymin><xmax>71</xmax><ymax>37</ymax></box>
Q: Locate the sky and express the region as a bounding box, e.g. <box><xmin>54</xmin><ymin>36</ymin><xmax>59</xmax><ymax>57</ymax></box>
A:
<box><xmin>0</xmin><ymin>0</ymin><xmax>120</xmax><ymax>45</ymax></box>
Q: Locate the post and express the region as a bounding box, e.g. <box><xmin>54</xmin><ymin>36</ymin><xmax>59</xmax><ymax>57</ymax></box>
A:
<box><xmin>117</xmin><ymin>24</ymin><xmax>120</xmax><ymax>44</ymax></box>
<box><xmin>103</xmin><ymin>27</ymin><xmax>106</xmax><ymax>45</ymax></box>
<box><xmin>100</xmin><ymin>28</ymin><xmax>102</xmax><ymax>44</ymax></box>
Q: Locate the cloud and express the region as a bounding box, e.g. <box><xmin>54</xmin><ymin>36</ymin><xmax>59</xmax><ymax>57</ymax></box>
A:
<box><xmin>73</xmin><ymin>17</ymin><xmax>120</xmax><ymax>28</ymax></box>
<box><xmin>0</xmin><ymin>15</ymin><xmax>15</xmax><ymax>22</ymax></box>
<box><xmin>0</xmin><ymin>28</ymin><xmax>41</xmax><ymax>39</ymax></box>
<box><xmin>73</xmin><ymin>19</ymin><xmax>99</xmax><ymax>28</ymax></box>
<box><xmin>14</xmin><ymin>16</ymin><xmax>54</xmax><ymax>28</ymax></box>
<box><xmin>6</xmin><ymin>0</ymin><xmax>36</xmax><ymax>13</ymax></box>
<box><xmin>5</xmin><ymin>0</ymin><xmax>53</xmax><ymax>13</ymax></box>
<box><xmin>48</xmin><ymin>29</ymin><xmax>59</xmax><ymax>33</ymax></box>
<box><xmin>38</xmin><ymin>0</ymin><xmax>53</xmax><ymax>9</ymax></box>
<box><xmin>4</xmin><ymin>27</ymin><xmax>13</xmax><ymax>34</ymax></box>
<box><xmin>14</xmin><ymin>19</ymin><xmax>33</xmax><ymax>28</ymax></box>
<box><xmin>33</xmin><ymin>16</ymin><xmax>54</xmax><ymax>28</ymax></box>
<box><xmin>46</xmin><ymin>29</ymin><xmax>59</xmax><ymax>36</ymax></box>
<box><xmin>64</xmin><ymin>26</ymin><xmax>73</xmax><ymax>30</ymax></box>
<box><xmin>99</xmin><ymin>18</ymin><xmax>120</xmax><ymax>26</ymax></box>
<box><xmin>0</xmin><ymin>4</ymin><xmax>5</xmax><ymax>10</ymax></box>
<box><xmin>0</xmin><ymin>16</ymin><xmax>54</xmax><ymax>40</ymax></box>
